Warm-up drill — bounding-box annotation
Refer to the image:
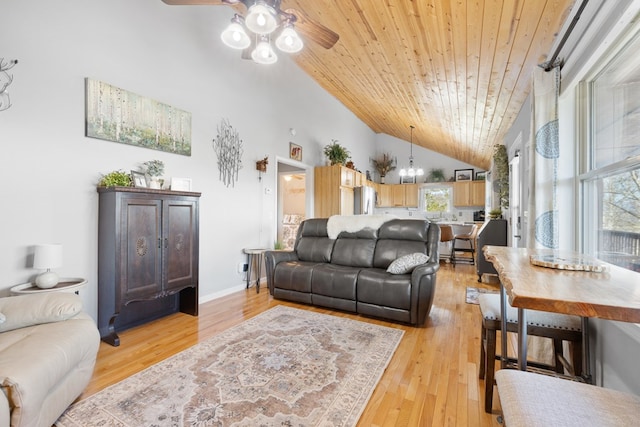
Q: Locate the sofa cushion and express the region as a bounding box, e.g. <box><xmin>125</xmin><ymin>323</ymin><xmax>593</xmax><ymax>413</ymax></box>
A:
<box><xmin>311</xmin><ymin>264</ymin><xmax>359</xmax><ymax>299</ymax></box>
<box><xmin>387</xmin><ymin>252</ymin><xmax>429</xmax><ymax>274</ymax></box>
<box><xmin>379</xmin><ymin>219</ymin><xmax>429</xmax><ymax>241</ymax></box>
<box><xmin>357</xmin><ymin>269</ymin><xmax>412</xmax><ymax>310</ymax></box>
<box><xmin>273</xmin><ymin>261</ymin><xmax>317</xmax><ymax>293</ymax></box>
<box><xmin>331</xmin><ymin>228</ymin><xmax>377</xmax><ymax>267</ymax></box>
<box><xmin>0</xmin><ymin>293</ymin><xmax>82</xmax><ymax>333</ymax></box>
<box><xmin>294</xmin><ymin>218</ymin><xmax>335</xmax><ymax>263</ymax></box>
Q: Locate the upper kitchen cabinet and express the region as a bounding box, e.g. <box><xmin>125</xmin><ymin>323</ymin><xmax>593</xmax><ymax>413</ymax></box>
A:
<box><xmin>453</xmin><ymin>181</ymin><xmax>485</xmax><ymax>207</ymax></box>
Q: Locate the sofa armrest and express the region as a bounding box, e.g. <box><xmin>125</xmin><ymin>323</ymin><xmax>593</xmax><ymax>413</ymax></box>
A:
<box><xmin>410</xmin><ymin>260</ymin><xmax>440</xmax><ymax>325</ymax></box>
<box><xmin>264</xmin><ymin>250</ymin><xmax>299</xmax><ymax>295</ymax></box>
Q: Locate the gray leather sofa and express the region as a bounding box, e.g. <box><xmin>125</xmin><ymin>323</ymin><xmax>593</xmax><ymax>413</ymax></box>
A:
<box><xmin>265</xmin><ymin>218</ymin><xmax>441</xmax><ymax>325</ymax></box>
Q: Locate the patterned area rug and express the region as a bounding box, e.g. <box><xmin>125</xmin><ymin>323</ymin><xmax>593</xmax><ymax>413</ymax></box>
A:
<box><xmin>465</xmin><ymin>286</ymin><xmax>500</xmax><ymax>304</ymax></box>
<box><xmin>56</xmin><ymin>306</ymin><xmax>404</xmax><ymax>427</ymax></box>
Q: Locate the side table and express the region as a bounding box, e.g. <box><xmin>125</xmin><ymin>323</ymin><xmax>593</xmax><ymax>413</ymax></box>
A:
<box><xmin>243</xmin><ymin>248</ymin><xmax>267</xmax><ymax>293</ymax></box>
<box><xmin>10</xmin><ymin>278</ymin><xmax>88</xmax><ymax>295</ymax></box>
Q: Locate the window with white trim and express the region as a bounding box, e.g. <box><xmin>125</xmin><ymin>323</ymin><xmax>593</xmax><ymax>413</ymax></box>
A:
<box><xmin>581</xmin><ymin>24</ymin><xmax>640</xmax><ymax>273</ymax></box>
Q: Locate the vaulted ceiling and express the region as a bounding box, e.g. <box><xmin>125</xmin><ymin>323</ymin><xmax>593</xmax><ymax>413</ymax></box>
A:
<box><xmin>163</xmin><ymin>0</ymin><xmax>576</xmax><ymax>170</ymax></box>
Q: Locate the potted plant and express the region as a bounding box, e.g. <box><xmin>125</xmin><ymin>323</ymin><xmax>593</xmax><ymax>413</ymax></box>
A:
<box><xmin>371</xmin><ymin>153</ymin><xmax>396</xmax><ymax>183</ymax></box>
<box><xmin>98</xmin><ymin>170</ymin><xmax>132</xmax><ymax>187</ymax></box>
<box><xmin>488</xmin><ymin>208</ymin><xmax>503</xmax><ymax>219</ymax></box>
<box><xmin>427</xmin><ymin>168</ymin><xmax>446</xmax><ymax>183</ymax></box>
<box><xmin>144</xmin><ymin>160</ymin><xmax>165</xmax><ymax>189</ymax></box>
<box><xmin>493</xmin><ymin>144</ymin><xmax>509</xmax><ymax>209</ymax></box>
<box><xmin>323</xmin><ymin>140</ymin><xmax>351</xmax><ymax>166</ymax></box>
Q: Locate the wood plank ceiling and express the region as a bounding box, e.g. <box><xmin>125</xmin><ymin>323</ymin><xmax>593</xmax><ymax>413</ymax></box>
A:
<box><xmin>168</xmin><ymin>0</ymin><xmax>576</xmax><ymax>170</ymax></box>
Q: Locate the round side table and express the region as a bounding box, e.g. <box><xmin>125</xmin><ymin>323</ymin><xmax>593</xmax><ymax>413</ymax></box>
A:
<box><xmin>10</xmin><ymin>278</ymin><xmax>88</xmax><ymax>295</ymax></box>
<box><xmin>243</xmin><ymin>249</ymin><xmax>267</xmax><ymax>293</ymax></box>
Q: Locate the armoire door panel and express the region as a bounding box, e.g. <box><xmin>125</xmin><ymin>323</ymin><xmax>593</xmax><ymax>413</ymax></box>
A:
<box><xmin>122</xmin><ymin>199</ymin><xmax>162</xmax><ymax>301</ymax></box>
<box><xmin>164</xmin><ymin>201</ymin><xmax>196</xmax><ymax>292</ymax></box>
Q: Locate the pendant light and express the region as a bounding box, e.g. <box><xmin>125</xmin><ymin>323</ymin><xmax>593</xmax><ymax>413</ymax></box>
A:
<box><xmin>399</xmin><ymin>125</ymin><xmax>424</xmax><ymax>178</ymax></box>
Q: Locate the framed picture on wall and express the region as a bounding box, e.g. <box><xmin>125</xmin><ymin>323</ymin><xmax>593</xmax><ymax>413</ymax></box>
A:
<box><xmin>454</xmin><ymin>168</ymin><xmax>474</xmax><ymax>182</ymax></box>
<box><xmin>400</xmin><ymin>175</ymin><xmax>416</xmax><ymax>184</ymax></box>
<box><xmin>290</xmin><ymin>142</ymin><xmax>302</xmax><ymax>161</ymax></box>
<box><xmin>475</xmin><ymin>171</ymin><xmax>487</xmax><ymax>181</ymax></box>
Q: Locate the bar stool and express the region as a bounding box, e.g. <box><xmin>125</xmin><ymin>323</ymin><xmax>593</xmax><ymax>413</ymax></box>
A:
<box><xmin>439</xmin><ymin>224</ymin><xmax>454</xmax><ymax>262</ymax></box>
<box><xmin>451</xmin><ymin>224</ymin><xmax>478</xmax><ymax>265</ymax></box>
<box><xmin>478</xmin><ymin>293</ymin><xmax>583</xmax><ymax>413</ymax></box>
<box><xmin>496</xmin><ymin>370</ymin><xmax>640</xmax><ymax>426</ymax></box>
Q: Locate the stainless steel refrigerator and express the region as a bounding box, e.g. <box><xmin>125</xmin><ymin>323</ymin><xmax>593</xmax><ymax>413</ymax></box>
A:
<box><xmin>354</xmin><ymin>186</ymin><xmax>376</xmax><ymax>215</ymax></box>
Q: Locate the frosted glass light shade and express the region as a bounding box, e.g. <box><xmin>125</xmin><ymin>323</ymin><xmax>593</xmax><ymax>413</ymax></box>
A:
<box><xmin>245</xmin><ymin>2</ymin><xmax>278</xmax><ymax>35</ymax></box>
<box><xmin>252</xmin><ymin>38</ymin><xmax>277</xmax><ymax>64</ymax></box>
<box><xmin>275</xmin><ymin>25</ymin><xmax>303</xmax><ymax>53</ymax></box>
<box><xmin>221</xmin><ymin>20</ymin><xmax>251</xmax><ymax>50</ymax></box>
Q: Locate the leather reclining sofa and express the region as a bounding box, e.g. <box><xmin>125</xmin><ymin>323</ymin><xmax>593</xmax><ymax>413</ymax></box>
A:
<box><xmin>265</xmin><ymin>218</ymin><xmax>441</xmax><ymax>325</ymax></box>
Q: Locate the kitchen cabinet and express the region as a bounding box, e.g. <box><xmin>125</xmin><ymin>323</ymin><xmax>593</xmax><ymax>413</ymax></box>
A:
<box><xmin>453</xmin><ymin>181</ymin><xmax>485</xmax><ymax>207</ymax></box>
<box><xmin>97</xmin><ymin>187</ymin><xmax>200</xmax><ymax>346</ymax></box>
<box><xmin>314</xmin><ymin>164</ymin><xmax>370</xmax><ymax>217</ymax></box>
<box><xmin>377</xmin><ymin>184</ymin><xmax>419</xmax><ymax>207</ymax></box>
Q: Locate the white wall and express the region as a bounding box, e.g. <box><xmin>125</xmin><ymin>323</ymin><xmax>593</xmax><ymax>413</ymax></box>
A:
<box><xmin>0</xmin><ymin>0</ymin><xmax>376</xmax><ymax>319</ymax></box>
<box><xmin>374</xmin><ymin>133</ymin><xmax>480</xmax><ymax>184</ymax></box>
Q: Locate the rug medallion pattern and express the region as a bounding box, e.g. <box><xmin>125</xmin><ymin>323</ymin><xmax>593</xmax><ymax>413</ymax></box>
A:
<box><xmin>56</xmin><ymin>306</ymin><xmax>404</xmax><ymax>426</ymax></box>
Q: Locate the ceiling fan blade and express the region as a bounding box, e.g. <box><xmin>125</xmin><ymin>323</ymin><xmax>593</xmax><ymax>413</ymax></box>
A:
<box><xmin>285</xmin><ymin>8</ymin><xmax>339</xmax><ymax>49</ymax></box>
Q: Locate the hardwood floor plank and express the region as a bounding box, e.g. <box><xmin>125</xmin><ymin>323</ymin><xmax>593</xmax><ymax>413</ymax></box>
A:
<box><xmin>80</xmin><ymin>262</ymin><xmax>502</xmax><ymax>426</ymax></box>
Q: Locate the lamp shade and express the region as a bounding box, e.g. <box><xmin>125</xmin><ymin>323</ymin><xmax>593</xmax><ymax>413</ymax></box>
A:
<box><xmin>245</xmin><ymin>2</ymin><xmax>278</xmax><ymax>35</ymax></box>
<box><xmin>221</xmin><ymin>16</ymin><xmax>251</xmax><ymax>50</ymax></box>
<box><xmin>252</xmin><ymin>38</ymin><xmax>278</xmax><ymax>64</ymax></box>
<box><xmin>275</xmin><ymin>25</ymin><xmax>303</xmax><ymax>53</ymax></box>
<box><xmin>33</xmin><ymin>244</ymin><xmax>63</xmax><ymax>269</ymax></box>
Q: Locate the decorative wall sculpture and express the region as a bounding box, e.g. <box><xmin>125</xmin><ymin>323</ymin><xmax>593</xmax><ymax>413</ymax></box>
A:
<box><xmin>85</xmin><ymin>78</ymin><xmax>192</xmax><ymax>156</ymax></box>
<box><xmin>0</xmin><ymin>58</ymin><xmax>18</xmax><ymax>112</ymax></box>
<box><xmin>213</xmin><ymin>118</ymin><xmax>243</xmax><ymax>187</ymax></box>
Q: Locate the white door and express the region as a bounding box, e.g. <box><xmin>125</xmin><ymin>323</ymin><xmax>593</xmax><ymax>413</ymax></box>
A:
<box><xmin>509</xmin><ymin>155</ymin><xmax>521</xmax><ymax>247</ymax></box>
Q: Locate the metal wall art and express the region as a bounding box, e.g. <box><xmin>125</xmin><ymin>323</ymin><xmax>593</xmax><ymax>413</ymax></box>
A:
<box><xmin>213</xmin><ymin>118</ymin><xmax>243</xmax><ymax>187</ymax></box>
<box><xmin>85</xmin><ymin>78</ymin><xmax>192</xmax><ymax>156</ymax></box>
<box><xmin>0</xmin><ymin>58</ymin><xmax>18</xmax><ymax>112</ymax></box>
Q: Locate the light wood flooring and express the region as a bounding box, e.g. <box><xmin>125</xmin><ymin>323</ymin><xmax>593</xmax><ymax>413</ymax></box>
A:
<box><xmin>82</xmin><ymin>262</ymin><xmax>503</xmax><ymax>426</ymax></box>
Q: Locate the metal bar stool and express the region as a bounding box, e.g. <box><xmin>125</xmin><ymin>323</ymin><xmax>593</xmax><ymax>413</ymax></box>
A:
<box><xmin>478</xmin><ymin>293</ymin><xmax>583</xmax><ymax>413</ymax></box>
<box><xmin>451</xmin><ymin>224</ymin><xmax>478</xmax><ymax>265</ymax></box>
<box><xmin>439</xmin><ymin>224</ymin><xmax>454</xmax><ymax>262</ymax></box>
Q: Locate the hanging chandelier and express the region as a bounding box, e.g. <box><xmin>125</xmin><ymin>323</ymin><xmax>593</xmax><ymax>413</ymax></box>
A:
<box><xmin>220</xmin><ymin>0</ymin><xmax>304</xmax><ymax>65</ymax></box>
<box><xmin>399</xmin><ymin>125</ymin><xmax>424</xmax><ymax>178</ymax></box>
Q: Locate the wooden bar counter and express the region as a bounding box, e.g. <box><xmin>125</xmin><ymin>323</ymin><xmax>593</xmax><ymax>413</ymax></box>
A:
<box><xmin>483</xmin><ymin>246</ymin><xmax>640</xmax><ymax>377</ymax></box>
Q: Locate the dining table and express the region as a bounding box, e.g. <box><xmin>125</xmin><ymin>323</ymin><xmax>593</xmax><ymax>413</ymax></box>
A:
<box><xmin>483</xmin><ymin>246</ymin><xmax>640</xmax><ymax>383</ymax></box>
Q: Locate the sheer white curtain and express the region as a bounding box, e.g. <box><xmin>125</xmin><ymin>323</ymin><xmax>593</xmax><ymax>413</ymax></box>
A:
<box><xmin>527</xmin><ymin>65</ymin><xmax>560</xmax><ymax>249</ymax></box>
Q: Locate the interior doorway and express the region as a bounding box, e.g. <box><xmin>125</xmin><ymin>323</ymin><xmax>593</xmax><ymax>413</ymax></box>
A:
<box><xmin>276</xmin><ymin>158</ymin><xmax>312</xmax><ymax>250</ymax></box>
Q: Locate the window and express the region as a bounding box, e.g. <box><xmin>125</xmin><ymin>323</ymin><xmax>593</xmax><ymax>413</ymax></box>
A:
<box><xmin>581</xmin><ymin>25</ymin><xmax>640</xmax><ymax>273</ymax></box>
<box><xmin>421</xmin><ymin>185</ymin><xmax>452</xmax><ymax>218</ymax></box>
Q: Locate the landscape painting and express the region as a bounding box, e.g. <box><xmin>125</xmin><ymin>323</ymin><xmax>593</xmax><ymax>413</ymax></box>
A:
<box><xmin>85</xmin><ymin>78</ymin><xmax>191</xmax><ymax>156</ymax></box>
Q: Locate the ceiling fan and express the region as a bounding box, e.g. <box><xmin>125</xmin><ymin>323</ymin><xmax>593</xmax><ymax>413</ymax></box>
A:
<box><xmin>161</xmin><ymin>0</ymin><xmax>339</xmax><ymax>64</ymax></box>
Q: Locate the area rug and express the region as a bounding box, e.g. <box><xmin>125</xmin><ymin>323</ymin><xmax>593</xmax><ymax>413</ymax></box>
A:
<box><xmin>56</xmin><ymin>305</ymin><xmax>404</xmax><ymax>427</ymax></box>
<box><xmin>465</xmin><ymin>286</ymin><xmax>500</xmax><ymax>304</ymax></box>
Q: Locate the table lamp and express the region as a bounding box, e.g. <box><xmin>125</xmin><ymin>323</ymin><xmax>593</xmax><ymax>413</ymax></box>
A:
<box><xmin>33</xmin><ymin>244</ymin><xmax>62</xmax><ymax>288</ymax></box>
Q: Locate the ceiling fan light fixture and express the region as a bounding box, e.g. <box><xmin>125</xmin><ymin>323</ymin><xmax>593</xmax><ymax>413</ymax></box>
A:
<box><xmin>252</xmin><ymin>36</ymin><xmax>278</xmax><ymax>64</ymax></box>
<box><xmin>221</xmin><ymin>15</ymin><xmax>251</xmax><ymax>50</ymax></box>
<box><xmin>245</xmin><ymin>1</ymin><xmax>279</xmax><ymax>35</ymax></box>
<box><xmin>275</xmin><ymin>24</ymin><xmax>303</xmax><ymax>53</ymax></box>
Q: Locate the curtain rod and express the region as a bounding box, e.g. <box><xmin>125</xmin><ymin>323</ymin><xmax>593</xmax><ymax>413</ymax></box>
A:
<box><xmin>539</xmin><ymin>0</ymin><xmax>590</xmax><ymax>71</ymax></box>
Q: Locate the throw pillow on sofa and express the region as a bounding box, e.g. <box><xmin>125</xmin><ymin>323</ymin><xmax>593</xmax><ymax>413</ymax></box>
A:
<box><xmin>387</xmin><ymin>252</ymin><xmax>429</xmax><ymax>274</ymax></box>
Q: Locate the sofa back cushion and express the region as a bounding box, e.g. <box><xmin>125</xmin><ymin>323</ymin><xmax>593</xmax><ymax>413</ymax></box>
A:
<box><xmin>373</xmin><ymin>219</ymin><xmax>430</xmax><ymax>269</ymax></box>
<box><xmin>331</xmin><ymin>228</ymin><xmax>377</xmax><ymax>267</ymax></box>
<box><xmin>294</xmin><ymin>218</ymin><xmax>335</xmax><ymax>262</ymax></box>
